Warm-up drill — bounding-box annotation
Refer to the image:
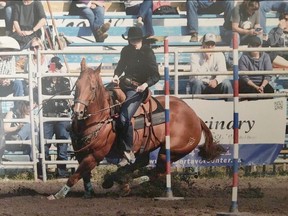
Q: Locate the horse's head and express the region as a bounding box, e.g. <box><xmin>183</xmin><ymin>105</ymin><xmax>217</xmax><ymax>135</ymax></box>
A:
<box><xmin>73</xmin><ymin>58</ymin><xmax>103</xmax><ymax>120</ymax></box>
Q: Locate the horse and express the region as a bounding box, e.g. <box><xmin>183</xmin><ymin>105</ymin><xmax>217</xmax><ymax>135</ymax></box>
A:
<box><xmin>48</xmin><ymin>58</ymin><xmax>225</xmax><ymax>200</ymax></box>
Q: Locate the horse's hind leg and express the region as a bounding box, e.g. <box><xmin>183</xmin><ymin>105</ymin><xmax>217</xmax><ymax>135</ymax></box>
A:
<box><xmin>102</xmin><ymin>153</ymin><xmax>150</xmax><ymax>189</ymax></box>
<box><xmin>48</xmin><ymin>154</ymin><xmax>97</xmax><ymax>199</ymax></box>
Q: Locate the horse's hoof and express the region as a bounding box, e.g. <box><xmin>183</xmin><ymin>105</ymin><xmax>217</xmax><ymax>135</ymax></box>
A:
<box><xmin>47</xmin><ymin>195</ymin><xmax>56</xmax><ymax>200</ymax></box>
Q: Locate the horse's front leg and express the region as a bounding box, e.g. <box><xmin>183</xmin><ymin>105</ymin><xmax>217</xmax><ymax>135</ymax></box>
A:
<box><xmin>48</xmin><ymin>154</ymin><xmax>97</xmax><ymax>200</ymax></box>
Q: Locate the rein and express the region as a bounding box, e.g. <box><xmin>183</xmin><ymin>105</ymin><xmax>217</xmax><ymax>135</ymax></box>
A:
<box><xmin>36</xmin><ymin>83</ymin><xmax>76</xmax><ymax>115</ymax></box>
<box><xmin>74</xmin><ymin>84</ymin><xmax>140</xmax><ymax>117</ymax></box>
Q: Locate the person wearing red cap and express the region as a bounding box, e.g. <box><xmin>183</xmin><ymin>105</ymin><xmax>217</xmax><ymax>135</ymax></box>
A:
<box><xmin>112</xmin><ymin>27</ymin><xmax>160</xmax><ymax>167</ymax></box>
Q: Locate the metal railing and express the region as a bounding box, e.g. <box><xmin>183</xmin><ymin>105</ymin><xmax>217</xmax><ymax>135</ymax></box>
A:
<box><xmin>1</xmin><ymin>45</ymin><xmax>288</xmax><ymax>181</ymax></box>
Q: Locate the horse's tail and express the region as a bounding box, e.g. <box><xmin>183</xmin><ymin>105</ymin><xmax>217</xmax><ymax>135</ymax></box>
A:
<box><xmin>198</xmin><ymin>118</ymin><xmax>226</xmax><ymax>161</ymax></box>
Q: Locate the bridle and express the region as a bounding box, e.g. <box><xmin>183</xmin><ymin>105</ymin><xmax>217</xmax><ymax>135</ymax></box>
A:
<box><xmin>73</xmin><ymin>78</ymin><xmax>98</xmax><ymax>119</ymax></box>
<box><xmin>73</xmin><ymin>98</ymin><xmax>89</xmax><ymax>108</ymax></box>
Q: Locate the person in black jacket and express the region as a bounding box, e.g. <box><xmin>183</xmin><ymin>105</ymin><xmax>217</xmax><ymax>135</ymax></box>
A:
<box><xmin>112</xmin><ymin>27</ymin><xmax>160</xmax><ymax>167</ymax></box>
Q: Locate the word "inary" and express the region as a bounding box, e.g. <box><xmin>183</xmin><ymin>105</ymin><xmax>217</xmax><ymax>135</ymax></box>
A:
<box><xmin>204</xmin><ymin>117</ymin><xmax>255</xmax><ymax>133</ymax></box>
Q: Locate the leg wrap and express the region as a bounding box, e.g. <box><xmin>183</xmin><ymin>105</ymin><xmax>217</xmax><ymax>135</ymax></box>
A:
<box><xmin>54</xmin><ymin>184</ymin><xmax>71</xmax><ymax>199</ymax></box>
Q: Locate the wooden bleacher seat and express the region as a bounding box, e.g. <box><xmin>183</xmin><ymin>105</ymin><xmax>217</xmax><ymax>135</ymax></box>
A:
<box><xmin>0</xmin><ymin>1</ymin><xmax>279</xmax><ymax>48</ymax></box>
<box><xmin>41</xmin><ymin>1</ymin><xmax>279</xmax><ymax>48</ymax></box>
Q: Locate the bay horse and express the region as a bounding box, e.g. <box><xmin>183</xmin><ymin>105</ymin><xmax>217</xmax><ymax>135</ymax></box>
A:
<box><xmin>48</xmin><ymin>58</ymin><xmax>225</xmax><ymax>200</ymax></box>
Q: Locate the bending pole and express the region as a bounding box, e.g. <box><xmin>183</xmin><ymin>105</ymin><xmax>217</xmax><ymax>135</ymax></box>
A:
<box><xmin>230</xmin><ymin>31</ymin><xmax>240</xmax><ymax>213</ymax></box>
<box><xmin>154</xmin><ymin>37</ymin><xmax>183</xmax><ymax>200</ymax></box>
<box><xmin>217</xmin><ymin>32</ymin><xmax>249</xmax><ymax>216</ymax></box>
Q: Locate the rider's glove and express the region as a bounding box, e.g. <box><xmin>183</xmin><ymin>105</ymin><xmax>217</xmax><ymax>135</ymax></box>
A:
<box><xmin>136</xmin><ymin>82</ymin><xmax>148</xmax><ymax>92</ymax></box>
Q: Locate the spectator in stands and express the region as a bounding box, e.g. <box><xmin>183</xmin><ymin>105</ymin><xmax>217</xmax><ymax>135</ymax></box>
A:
<box><xmin>112</xmin><ymin>27</ymin><xmax>160</xmax><ymax>167</ymax></box>
<box><xmin>0</xmin><ymin>1</ymin><xmax>9</xmax><ymax>35</ymax></box>
<box><xmin>0</xmin><ymin>1</ymin><xmax>17</xmax><ymax>35</ymax></box>
<box><xmin>222</xmin><ymin>0</ymin><xmax>262</xmax><ymax>45</ymax></box>
<box><xmin>264</xmin><ymin>12</ymin><xmax>288</xmax><ymax>68</ymax></box>
<box><xmin>3</xmin><ymin>101</ymin><xmax>37</xmax><ymax>161</ymax></box>
<box><xmin>188</xmin><ymin>33</ymin><xmax>233</xmax><ymax>95</ymax></box>
<box><xmin>69</xmin><ymin>0</ymin><xmax>110</xmax><ymax>42</ymax></box>
<box><xmin>259</xmin><ymin>1</ymin><xmax>288</xmax><ymax>34</ymax></box>
<box><xmin>0</xmin><ymin>36</ymin><xmax>26</xmax><ymax>113</ymax></box>
<box><xmin>239</xmin><ymin>36</ymin><xmax>274</xmax><ymax>94</ymax></box>
<box><xmin>10</xmin><ymin>0</ymin><xmax>46</xmax><ymax>50</ymax></box>
<box><xmin>186</xmin><ymin>0</ymin><xmax>234</xmax><ymax>42</ymax></box>
<box><xmin>123</xmin><ymin>0</ymin><xmax>154</xmax><ymax>37</ymax></box>
<box><xmin>221</xmin><ymin>0</ymin><xmax>262</xmax><ymax>67</ymax></box>
<box><xmin>25</xmin><ymin>37</ymin><xmax>70</xmax><ymax>178</ymax></box>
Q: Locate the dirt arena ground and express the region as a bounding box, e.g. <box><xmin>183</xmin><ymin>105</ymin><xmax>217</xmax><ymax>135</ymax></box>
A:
<box><xmin>0</xmin><ymin>174</ymin><xmax>287</xmax><ymax>216</ymax></box>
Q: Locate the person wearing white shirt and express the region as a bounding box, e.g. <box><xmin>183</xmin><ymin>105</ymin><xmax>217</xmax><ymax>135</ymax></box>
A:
<box><xmin>189</xmin><ymin>33</ymin><xmax>233</xmax><ymax>95</ymax></box>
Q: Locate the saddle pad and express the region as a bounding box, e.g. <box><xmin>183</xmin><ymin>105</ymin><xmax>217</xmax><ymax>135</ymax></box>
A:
<box><xmin>134</xmin><ymin>111</ymin><xmax>165</xmax><ymax>130</ymax></box>
<box><xmin>133</xmin><ymin>97</ymin><xmax>163</xmax><ymax>118</ymax></box>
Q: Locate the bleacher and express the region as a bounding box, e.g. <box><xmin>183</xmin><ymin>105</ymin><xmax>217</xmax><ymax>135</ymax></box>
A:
<box><xmin>40</xmin><ymin>1</ymin><xmax>282</xmax><ymax>74</ymax></box>
<box><xmin>0</xmin><ymin>1</ymin><xmax>281</xmax><ymax>64</ymax></box>
<box><xmin>42</xmin><ymin>1</ymin><xmax>280</xmax><ymax>47</ymax></box>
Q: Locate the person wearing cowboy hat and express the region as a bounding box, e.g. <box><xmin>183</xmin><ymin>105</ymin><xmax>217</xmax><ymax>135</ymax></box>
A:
<box><xmin>0</xmin><ymin>36</ymin><xmax>26</xmax><ymax>112</ymax></box>
<box><xmin>112</xmin><ymin>26</ymin><xmax>160</xmax><ymax>167</ymax></box>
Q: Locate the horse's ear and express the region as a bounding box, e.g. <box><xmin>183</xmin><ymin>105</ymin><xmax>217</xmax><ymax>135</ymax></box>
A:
<box><xmin>81</xmin><ymin>58</ymin><xmax>87</xmax><ymax>72</ymax></box>
<box><xmin>95</xmin><ymin>63</ymin><xmax>102</xmax><ymax>74</ymax></box>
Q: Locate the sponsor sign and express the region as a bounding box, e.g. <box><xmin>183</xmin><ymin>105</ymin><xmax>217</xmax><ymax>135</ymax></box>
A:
<box><xmin>149</xmin><ymin>98</ymin><xmax>286</xmax><ymax>167</ymax></box>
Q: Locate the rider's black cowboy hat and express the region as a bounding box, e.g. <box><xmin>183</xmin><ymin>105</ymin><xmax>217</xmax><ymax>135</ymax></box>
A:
<box><xmin>122</xmin><ymin>27</ymin><xmax>147</xmax><ymax>41</ymax></box>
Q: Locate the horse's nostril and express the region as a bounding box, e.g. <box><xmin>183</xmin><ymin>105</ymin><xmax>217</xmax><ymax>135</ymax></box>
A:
<box><xmin>80</xmin><ymin>111</ymin><xmax>84</xmax><ymax>115</ymax></box>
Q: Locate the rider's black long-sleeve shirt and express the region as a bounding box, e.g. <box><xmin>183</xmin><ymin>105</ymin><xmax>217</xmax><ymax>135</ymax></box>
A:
<box><xmin>114</xmin><ymin>44</ymin><xmax>160</xmax><ymax>87</ymax></box>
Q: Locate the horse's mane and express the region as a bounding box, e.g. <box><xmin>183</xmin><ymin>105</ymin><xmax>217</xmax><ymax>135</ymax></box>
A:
<box><xmin>88</xmin><ymin>67</ymin><xmax>110</xmax><ymax>110</ymax></box>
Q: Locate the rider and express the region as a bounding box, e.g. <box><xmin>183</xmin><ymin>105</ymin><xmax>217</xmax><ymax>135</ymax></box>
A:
<box><xmin>112</xmin><ymin>27</ymin><xmax>160</xmax><ymax>167</ymax></box>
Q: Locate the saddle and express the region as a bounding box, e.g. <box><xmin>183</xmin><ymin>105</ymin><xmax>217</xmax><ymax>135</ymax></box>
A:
<box><xmin>109</xmin><ymin>85</ymin><xmax>163</xmax><ymax>120</ymax></box>
<box><xmin>108</xmin><ymin>84</ymin><xmax>165</xmax><ymax>153</ymax></box>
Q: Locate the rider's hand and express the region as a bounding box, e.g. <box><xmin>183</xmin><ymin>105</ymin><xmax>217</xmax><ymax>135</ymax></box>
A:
<box><xmin>136</xmin><ymin>83</ymin><xmax>148</xmax><ymax>92</ymax></box>
<box><xmin>112</xmin><ymin>75</ymin><xmax>119</xmax><ymax>84</ymax></box>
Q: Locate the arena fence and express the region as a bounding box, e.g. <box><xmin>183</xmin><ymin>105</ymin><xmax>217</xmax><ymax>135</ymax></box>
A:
<box><xmin>0</xmin><ymin>45</ymin><xmax>288</xmax><ymax>182</ymax></box>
